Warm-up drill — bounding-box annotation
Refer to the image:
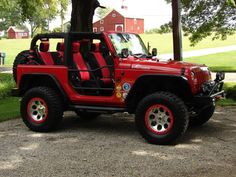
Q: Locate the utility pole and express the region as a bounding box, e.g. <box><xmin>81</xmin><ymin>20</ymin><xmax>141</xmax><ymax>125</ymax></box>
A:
<box><xmin>172</xmin><ymin>0</ymin><xmax>183</xmax><ymax>61</ymax></box>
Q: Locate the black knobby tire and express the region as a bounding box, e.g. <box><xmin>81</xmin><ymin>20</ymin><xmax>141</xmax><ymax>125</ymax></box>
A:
<box><xmin>189</xmin><ymin>104</ymin><xmax>215</xmax><ymax>127</ymax></box>
<box><xmin>135</xmin><ymin>92</ymin><xmax>189</xmax><ymax>145</ymax></box>
<box><xmin>21</xmin><ymin>87</ymin><xmax>63</xmax><ymax>132</ymax></box>
<box><xmin>75</xmin><ymin>111</ymin><xmax>100</xmax><ymax>120</ymax></box>
<box><xmin>13</xmin><ymin>50</ymin><xmax>31</xmax><ymax>82</ymax></box>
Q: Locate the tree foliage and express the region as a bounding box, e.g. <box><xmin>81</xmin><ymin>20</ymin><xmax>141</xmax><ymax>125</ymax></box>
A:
<box><xmin>165</xmin><ymin>0</ymin><xmax>236</xmax><ymax>45</ymax></box>
<box><xmin>19</xmin><ymin>0</ymin><xmax>68</xmax><ymax>36</ymax></box>
<box><xmin>52</xmin><ymin>27</ymin><xmax>62</xmax><ymax>33</ymax></box>
<box><xmin>0</xmin><ymin>0</ymin><xmax>23</xmax><ymax>31</ymax></box>
<box><xmin>59</xmin><ymin>0</ymin><xmax>69</xmax><ymax>31</ymax></box>
<box><xmin>96</xmin><ymin>6</ymin><xmax>113</xmax><ymax>19</ymax></box>
<box><xmin>146</xmin><ymin>22</ymin><xmax>172</xmax><ymax>34</ymax></box>
<box><xmin>0</xmin><ymin>0</ymin><xmax>69</xmax><ymax>36</ymax></box>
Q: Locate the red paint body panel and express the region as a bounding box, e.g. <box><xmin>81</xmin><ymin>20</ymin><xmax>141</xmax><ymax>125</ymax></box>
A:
<box><xmin>17</xmin><ymin>65</ymin><xmax>126</xmax><ymax>107</ymax></box>
<box><xmin>116</xmin><ymin>56</ymin><xmax>207</xmax><ymax>94</ymax></box>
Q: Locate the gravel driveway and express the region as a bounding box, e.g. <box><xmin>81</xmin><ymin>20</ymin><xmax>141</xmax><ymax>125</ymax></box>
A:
<box><xmin>0</xmin><ymin>106</ymin><xmax>235</xmax><ymax>177</ymax></box>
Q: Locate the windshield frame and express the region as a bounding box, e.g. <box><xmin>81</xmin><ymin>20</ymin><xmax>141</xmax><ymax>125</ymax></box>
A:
<box><xmin>108</xmin><ymin>32</ymin><xmax>149</xmax><ymax>58</ymax></box>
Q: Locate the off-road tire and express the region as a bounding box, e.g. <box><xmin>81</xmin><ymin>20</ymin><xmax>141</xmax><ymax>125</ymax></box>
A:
<box><xmin>135</xmin><ymin>92</ymin><xmax>189</xmax><ymax>145</ymax></box>
<box><xmin>13</xmin><ymin>50</ymin><xmax>31</xmax><ymax>82</ymax></box>
<box><xmin>75</xmin><ymin>111</ymin><xmax>100</xmax><ymax>120</ymax></box>
<box><xmin>190</xmin><ymin>104</ymin><xmax>215</xmax><ymax>127</ymax></box>
<box><xmin>21</xmin><ymin>87</ymin><xmax>63</xmax><ymax>132</ymax></box>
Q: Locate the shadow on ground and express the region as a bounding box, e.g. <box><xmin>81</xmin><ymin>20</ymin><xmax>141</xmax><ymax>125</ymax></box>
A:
<box><xmin>0</xmin><ymin>107</ymin><xmax>235</xmax><ymax>177</ymax></box>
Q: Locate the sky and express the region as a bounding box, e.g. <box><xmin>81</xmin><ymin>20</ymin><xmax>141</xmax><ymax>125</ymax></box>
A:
<box><xmin>50</xmin><ymin>0</ymin><xmax>172</xmax><ymax>30</ymax></box>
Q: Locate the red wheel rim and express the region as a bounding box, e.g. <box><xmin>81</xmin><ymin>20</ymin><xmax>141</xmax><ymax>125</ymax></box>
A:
<box><xmin>27</xmin><ymin>98</ymin><xmax>48</xmax><ymax>124</ymax></box>
<box><xmin>145</xmin><ymin>104</ymin><xmax>174</xmax><ymax>135</ymax></box>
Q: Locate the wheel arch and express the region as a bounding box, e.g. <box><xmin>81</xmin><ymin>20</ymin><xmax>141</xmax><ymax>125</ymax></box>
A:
<box><xmin>19</xmin><ymin>74</ymin><xmax>68</xmax><ymax>104</ymax></box>
<box><xmin>125</xmin><ymin>74</ymin><xmax>193</xmax><ymax>113</ymax></box>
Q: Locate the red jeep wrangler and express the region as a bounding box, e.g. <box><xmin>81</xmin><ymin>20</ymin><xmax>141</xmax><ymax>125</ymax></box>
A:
<box><xmin>12</xmin><ymin>32</ymin><xmax>225</xmax><ymax>144</ymax></box>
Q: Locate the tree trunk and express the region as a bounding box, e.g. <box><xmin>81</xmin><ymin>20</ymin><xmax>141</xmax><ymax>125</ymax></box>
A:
<box><xmin>172</xmin><ymin>0</ymin><xmax>183</xmax><ymax>61</ymax></box>
<box><xmin>70</xmin><ymin>0</ymin><xmax>101</xmax><ymax>32</ymax></box>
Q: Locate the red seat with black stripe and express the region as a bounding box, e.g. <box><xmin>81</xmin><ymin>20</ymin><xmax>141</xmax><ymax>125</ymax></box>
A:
<box><xmin>91</xmin><ymin>43</ymin><xmax>112</xmax><ymax>85</ymax></box>
<box><xmin>72</xmin><ymin>42</ymin><xmax>90</xmax><ymax>82</ymax></box>
<box><xmin>39</xmin><ymin>42</ymin><xmax>54</xmax><ymax>65</ymax></box>
<box><xmin>56</xmin><ymin>42</ymin><xmax>64</xmax><ymax>63</ymax></box>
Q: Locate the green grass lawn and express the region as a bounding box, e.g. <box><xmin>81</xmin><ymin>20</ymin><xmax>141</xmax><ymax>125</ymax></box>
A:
<box><xmin>140</xmin><ymin>33</ymin><xmax>236</xmax><ymax>54</ymax></box>
<box><xmin>0</xmin><ymin>38</ymin><xmax>31</xmax><ymax>66</ymax></box>
<box><xmin>0</xmin><ymin>73</ymin><xmax>20</xmax><ymax>122</ymax></box>
<box><xmin>0</xmin><ymin>38</ymin><xmax>60</xmax><ymax>66</ymax></box>
<box><xmin>0</xmin><ymin>97</ymin><xmax>20</xmax><ymax>122</ymax></box>
<box><xmin>0</xmin><ymin>73</ymin><xmax>15</xmax><ymax>99</ymax></box>
<box><xmin>217</xmin><ymin>99</ymin><xmax>236</xmax><ymax>106</ymax></box>
<box><xmin>185</xmin><ymin>51</ymin><xmax>236</xmax><ymax>72</ymax></box>
<box><xmin>217</xmin><ymin>82</ymin><xmax>236</xmax><ymax>106</ymax></box>
<box><xmin>0</xmin><ymin>33</ymin><xmax>236</xmax><ymax>66</ymax></box>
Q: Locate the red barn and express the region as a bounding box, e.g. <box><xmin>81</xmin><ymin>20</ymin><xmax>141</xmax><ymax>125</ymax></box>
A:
<box><xmin>93</xmin><ymin>10</ymin><xmax>144</xmax><ymax>34</ymax></box>
<box><xmin>7</xmin><ymin>26</ymin><xmax>29</xmax><ymax>39</ymax></box>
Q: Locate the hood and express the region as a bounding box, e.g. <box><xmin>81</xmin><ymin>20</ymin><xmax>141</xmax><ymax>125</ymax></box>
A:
<box><xmin>119</xmin><ymin>57</ymin><xmax>205</xmax><ymax>74</ymax></box>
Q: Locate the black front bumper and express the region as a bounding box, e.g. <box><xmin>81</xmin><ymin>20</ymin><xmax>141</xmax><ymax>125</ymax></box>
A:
<box><xmin>192</xmin><ymin>72</ymin><xmax>225</xmax><ymax>111</ymax></box>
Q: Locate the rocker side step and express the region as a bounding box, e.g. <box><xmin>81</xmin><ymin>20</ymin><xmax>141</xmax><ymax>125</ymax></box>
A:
<box><xmin>69</xmin><ymin>105</ymin><xmax>127</xmax><ymax>113</ymax></box>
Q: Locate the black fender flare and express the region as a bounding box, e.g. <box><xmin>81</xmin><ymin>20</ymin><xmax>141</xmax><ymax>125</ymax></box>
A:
<box><xmin>125</xmin><ymin>74</ymin><xmax>193</xmax><ymax>113</ymax></box>
<box><xmin>19</xmin><ymin>74</ymin><xmax>68</xmax><ymax>104</ymax></box>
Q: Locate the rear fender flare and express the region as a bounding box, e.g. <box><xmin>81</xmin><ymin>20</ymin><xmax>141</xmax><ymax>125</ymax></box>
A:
<box><xmin>19</xmin><ymin>74</ymin><xmax>68</xmax><ymax>104</ymax></box>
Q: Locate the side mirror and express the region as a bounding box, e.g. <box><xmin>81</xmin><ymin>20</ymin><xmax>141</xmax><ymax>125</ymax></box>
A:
<box><xmin>121</xmin><ymin>48</ymin><xmax>129</xmax><ymax>58</ymax></box>
<box><xmin>152</xmin><ymin>48</ymin><xmax>157</xmax><ymax>56</ymax></box>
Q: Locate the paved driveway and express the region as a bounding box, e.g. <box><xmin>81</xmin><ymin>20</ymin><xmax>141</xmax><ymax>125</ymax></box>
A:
<box><xmin>0</xmin><ymin>107</ymin><xmax>236</xmax><ymax>177</ymax></box>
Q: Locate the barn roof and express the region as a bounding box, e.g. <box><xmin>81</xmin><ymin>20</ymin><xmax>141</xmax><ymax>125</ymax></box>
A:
<box><xmin>7</xmin><ymin>26</ymin><xmax>28</xmax><ymax>33</ymax></box>
<box><xmin>93</xmin><ymin>9</ymin><xmax>144</xmax><ymax>24</ymax></box>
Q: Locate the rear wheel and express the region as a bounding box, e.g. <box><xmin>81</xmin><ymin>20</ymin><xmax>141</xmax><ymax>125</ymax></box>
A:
<box><xmin>135</xmin><ymin>92</ymin><xmax>189</xmax><ymax>145</ymax></box>
<box><xmin>190</xmin><ymin>104</ymin><xmax>215</xmax><ymax>126</ymax></box>
<box><xmin>21</xmin><ymin>87</ymin><xmax>63</xmax><ymax>132</ymax></box>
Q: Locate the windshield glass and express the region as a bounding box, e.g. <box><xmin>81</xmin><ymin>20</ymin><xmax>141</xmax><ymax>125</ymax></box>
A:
<box><xmin>108</xmin><ymin>33</ymin><xmax>148</xmax><ymax>57</ymax></box>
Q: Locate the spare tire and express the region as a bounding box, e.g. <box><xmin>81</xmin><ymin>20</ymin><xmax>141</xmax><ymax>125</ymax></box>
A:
<box><xmin>13</xmin><ymin>50</ymin><xmax>33</xmax><ymax>82</ymax></box>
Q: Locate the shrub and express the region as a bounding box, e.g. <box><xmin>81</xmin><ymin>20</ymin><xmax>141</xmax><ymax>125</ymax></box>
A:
<box><xmin>0</xmin><ymin>73</ymin><xmax>15</xmax><ymax>99</ymax></box>
<box><xmin>225</xmin><ymin>85</ymin><xmax>236</xmax><ymax>100</ymax></box>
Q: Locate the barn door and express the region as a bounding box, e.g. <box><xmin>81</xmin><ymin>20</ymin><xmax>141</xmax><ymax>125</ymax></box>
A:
<box><xmin>115</xmin><ymin>24</ymin><xmax>124</xmax><ymax>32</ymax></box>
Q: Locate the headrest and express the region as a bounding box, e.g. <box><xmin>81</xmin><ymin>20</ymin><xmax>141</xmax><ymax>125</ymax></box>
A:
<box><xmin>72</xmin><ymin>42</ymin><xmax>80</xmax><ymax>53</ymax></box>
<box><xmin>91</xmin><ymin>43</ymin><xmax>100</xmax><ymax>53</ymax></box>
<box><xmin>57</xmin><ymin>42</ymin><xmax>64</xmax><ymax>52</ymax></box>
<box><xmin>40</xmin><ymin>42</ymin><xmax>49</xmax><ymax>52</ymax></box>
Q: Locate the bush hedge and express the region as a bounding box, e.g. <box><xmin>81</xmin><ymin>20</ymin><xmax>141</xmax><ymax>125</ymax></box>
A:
<box><xmin>0</xmin><ymin>73</ymin><xmax>15</xmax><ymax>99</ymax></box>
